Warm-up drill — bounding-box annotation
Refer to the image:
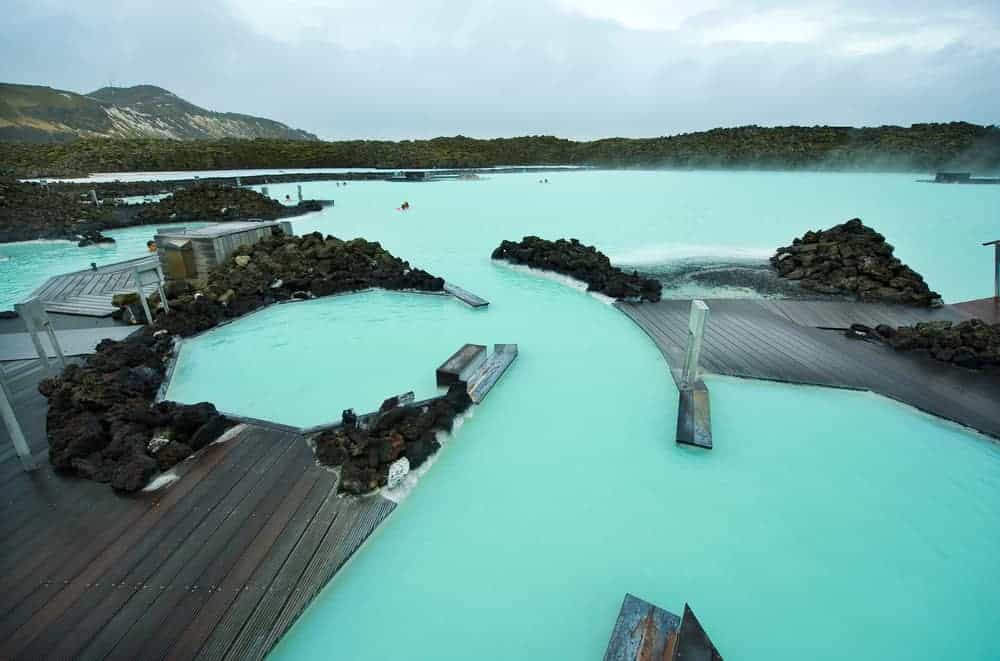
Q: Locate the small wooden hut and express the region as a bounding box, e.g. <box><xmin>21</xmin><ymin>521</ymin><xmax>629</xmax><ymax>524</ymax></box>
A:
<box><xmin>154</xmin><ymin>220</ymin><xmax>293</xmax><ymax>282</ymax></box>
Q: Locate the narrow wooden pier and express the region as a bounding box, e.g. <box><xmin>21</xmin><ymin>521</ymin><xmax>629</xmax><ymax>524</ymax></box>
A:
<box><xmin>617</xmin><ymin>299</ymin><xmax>1000</xmax><ymax>439</ymax></box>
<box><xmin>28</xmin><ymin>255</ymin><xmax>160</xmax><ymax>317</ymax></box>
<box><xmin>444</xmin><ymin>282</ymin><xmax>490</xmax><ymax>308</ymax></box>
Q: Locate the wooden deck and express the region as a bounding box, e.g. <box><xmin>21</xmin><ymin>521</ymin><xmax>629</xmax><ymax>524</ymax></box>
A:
<box><xmin>617</xmin><ymin>299</ymin><xmax>1000</xmax><ymax>439</ymax></box>
<box><xmin>28</xmin><ymin>255</ymin><xmax>160</xmax><ymax>317</ymax></box>
<box><xmin>0</xmin><ymin>422</ymin><xmax>395</xmax><ymax>661</ymax></box>
<box><xmin>1</xmin><ymin>349</ymin><xmax>396</xmax><ymax>660</ymax></box>
<box><xmin>953</xmin><ymin>297</ymin><xmax>1000</xmax><ymax>324</ymax></box>
<box><xmin>0</xmin><ymin>321</ymin><xmax>519</xmax><ymax>659</ymax></box>
<box><xmin>0</xmin><ymin>325</ymin><xmax>139</xmax><ymax>362</ymax></box>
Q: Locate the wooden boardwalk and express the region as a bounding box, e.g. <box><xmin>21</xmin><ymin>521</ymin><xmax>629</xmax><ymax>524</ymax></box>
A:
<box><xmin>0</xmin><ymin>326</ymin><xmax>139</xmax><ymax>362</ymax></box>
<box><xmin>28</xmin><ymin>255</ymin><xmax>160</xmax><ymax>317</ymax></box>
<box><xmin>0</xmin><ymin>423</ymin><xmax>394</xmax><ymax>661</ymax></box>
<box><xmin>617</xmin><ymin>299</ymin><xmax>1000</xmax><ymax>439</ymax></box>
<box><xmin>0</xmin><ymin>325</ymin><xmax>518</xmax><ymax>660</ymax></box>
<box><xmin>953</xmin><ymin>297</ymin><xmax>1000</xmax><ymax>324</ymax></box>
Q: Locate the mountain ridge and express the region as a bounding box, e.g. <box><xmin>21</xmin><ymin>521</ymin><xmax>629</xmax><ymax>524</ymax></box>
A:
<box><xmin>0</xmin><ymin>82</ymin><xmax>318</xmax><ymax>142</ymax></box>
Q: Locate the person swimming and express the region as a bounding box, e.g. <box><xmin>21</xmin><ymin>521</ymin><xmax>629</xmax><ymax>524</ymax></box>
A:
<box><xmin>401</xmin><ymin>201</ymin><xmax>410</xmax><ymax>211</ymax></box>
<box><xmin>147</xmin><ymin>240</ymin><xmax>157</xmax><ymax>253</ymax></box>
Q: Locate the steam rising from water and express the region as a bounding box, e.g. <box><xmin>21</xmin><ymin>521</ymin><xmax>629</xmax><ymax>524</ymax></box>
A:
<box><xmin>609</xmin><ymin>243</ymin><xmax>772</xmax><ymax>266</ymax></box>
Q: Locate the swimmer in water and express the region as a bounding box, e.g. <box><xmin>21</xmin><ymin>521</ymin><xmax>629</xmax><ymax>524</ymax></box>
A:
<box><xmin>147</xmin><ymin>240</ymin><xmax>157</xmax><ymax>253</ymax></box>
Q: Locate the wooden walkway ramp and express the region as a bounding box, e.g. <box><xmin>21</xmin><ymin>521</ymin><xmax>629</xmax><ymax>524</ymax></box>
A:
<box><xmin>0</xmin><ymin>424</ymin><xmax>395</xmax><ymax>661</ymax></box>
<box><xmin>28</xmin><ymin>255</ymin><xmax>160</xmax><ymax>317</ymax></box>
<box><xmin>444</xmin><ymin>282</ymin><xmax>490</xmax><ymax>308</ymax></box>
<box><xmin>617</xmin><ymin>299</ymin><xmax>1000</xmax><ymax>439</ymax></box>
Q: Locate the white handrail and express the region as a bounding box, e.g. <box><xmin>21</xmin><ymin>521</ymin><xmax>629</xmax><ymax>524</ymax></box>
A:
<box><xmin>985</xmin><ymin>240</ymin><xmax>1000</xmax><ymax>300</ymax></box>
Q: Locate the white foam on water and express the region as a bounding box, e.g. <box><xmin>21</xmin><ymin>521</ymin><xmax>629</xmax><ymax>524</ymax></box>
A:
<box><xmin>609</xmin><ymin>243</ymin><xmax>772</xmax><ymax>265</ymax></box>
<box><xmin>492</xmin><ymin>260</ymin><xmax>616</xmax><ymax>306</ymax></box>
<box><xmin>381</xmin><ymin>406</ymin><xmax>474</xmax><ymax>503</ymax></box>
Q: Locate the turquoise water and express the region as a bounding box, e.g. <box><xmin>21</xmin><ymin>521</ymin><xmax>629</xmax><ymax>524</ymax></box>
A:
<box><xmin>5</xmin><ymin>171</ymin><xmax>996</xmax><ymax>310</ymax></box>
<box><xmin>0</xmin><ymin>222</ymin><xmax>205</xmax><ymax>310</ymax></box>
<box><xmin>158</xmin><ymin>171</ymin><xmax>1000</xmax><ymax>660</ymax></box>
<box><xmin>268</xmin><ymin>171</ymin><xmax>997</xmax><ymax>303</ymax></box>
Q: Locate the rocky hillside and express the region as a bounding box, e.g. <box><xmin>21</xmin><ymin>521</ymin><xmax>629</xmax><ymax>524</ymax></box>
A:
<box><xmin>0</xmin><ymin>83</ymin><xmax>317</xmax><ymax>143</ymax></box>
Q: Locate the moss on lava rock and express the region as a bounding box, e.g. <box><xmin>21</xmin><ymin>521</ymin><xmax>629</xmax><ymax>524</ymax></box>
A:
<box><xmin>0</xmin><ymin>176</ymin><xmax>111</xmax><ymax>242</ymax></box>
<box><xmin>135</xmin><ymin>183</ymin><xmax>321</xmax><ymax>224</ymax></box>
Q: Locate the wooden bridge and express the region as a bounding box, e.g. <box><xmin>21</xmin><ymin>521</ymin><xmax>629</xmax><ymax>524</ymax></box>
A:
<box><xmin>28</xmin><ymin>255</ymin><xmax>160</xmax><ymax>317</ymax></box>
<box><xmin>617</xmin><ymin>299</ymin><xmax>1000</xmax><ymax>440</ymax></box>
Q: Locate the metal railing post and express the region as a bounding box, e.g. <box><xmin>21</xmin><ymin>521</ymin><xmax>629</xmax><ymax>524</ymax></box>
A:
<box><xmin>0</xmin><ymin>369</ymin><xmax>37</xmax><ymax>471</ymax></box>
<box><xmin>14</xmin><ymin>298</ymin><xmax>66</xmax><ymax>375</ymax></box>
<box><xmin>681</xmin><ymin>300</ymin><xmax>709</xmax><ymax>389</ymax></box>
<box><xmin>984</xmin><ymin>240</ymin><xmax>1000</xmax><ymax>300</ymax></box>
<box><xmin>132</xmin><ymin>268</ymin><xmax>155</xmax><ymax>326</ymax></box>
<box><xmin>994</xmin><ymin>243</ymin><xmax>999</xmax><ymax>300</ymax></box>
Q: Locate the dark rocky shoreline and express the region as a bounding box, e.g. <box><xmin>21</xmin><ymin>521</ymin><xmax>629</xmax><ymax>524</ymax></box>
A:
<box><xmin>39</xmin><ymin>229</ymin><xmax>445</xmax><ymax>493</ymax></box>
<box><xmin>149</xmin><ymin>230</ymin><xmax>443</xmax><ymax>336</ymax></box>
<box><xmin>38</xmin><ymin>332</ymin><xmax>235</xmax><ymax>493</ymax></box>
<box><xmin>0</xmin><ymin>178</ymin><xmax>324</xmax><ymax>243</ymax></box>
<box><xmin>492</xmin><ymin>236</ymin><xmax>662</xmax><ymax>302</ymax></box>
<box><xmin>771</xmin><ymin>218</ymin><xmax>941</xmax><ymax>306</ymax></box>
<box><xmin>314</xmin><ymin>385</ymin><xmax>472</xmax><ymax>495</ymax></box>
<box><xmin>870</xmin><ymin>319</ymin><xmax>1000</xmax><ymax>370</ymax></box>
<box><xmin>134</xmin><ymin>183</ymin><xmax>326</xmax><ymax>225</ymax></box>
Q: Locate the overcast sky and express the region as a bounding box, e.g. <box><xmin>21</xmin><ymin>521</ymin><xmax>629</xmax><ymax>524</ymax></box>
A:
<box><xmin>3</xmin><ymin>0</ymin><xmax>998</xmax><ymax>140</ymax></box>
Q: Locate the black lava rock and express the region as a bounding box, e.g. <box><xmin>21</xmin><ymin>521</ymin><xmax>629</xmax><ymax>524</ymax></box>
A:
<box><xmin>492</xmin><ymin>236</ymin><xmax>661</xmax><ymax>302</ymax></box>
<box><xmin>771</xmin><ymin>218</ymin><xmax>941</xmax><ymax>306</ymax></box>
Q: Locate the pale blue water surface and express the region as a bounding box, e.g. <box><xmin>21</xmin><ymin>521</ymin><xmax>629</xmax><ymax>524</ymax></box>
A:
<box><xmin>159</xmin><ymin>172</ymin><xmax>1000</xmax><ymax>659</ymax></box>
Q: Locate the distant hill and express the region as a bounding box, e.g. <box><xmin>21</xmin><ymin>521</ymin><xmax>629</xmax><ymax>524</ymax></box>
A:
<box><xmin>0</xmin><ymin>83</ymin><xmax>318</xmax><ymax>143</ymax></box>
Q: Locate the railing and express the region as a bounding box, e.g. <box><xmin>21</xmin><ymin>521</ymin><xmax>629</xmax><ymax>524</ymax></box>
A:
<box><xmin>985</xmin><ymin>240</ymin><xmax>1000</xmax><ymax>300</ymax></box>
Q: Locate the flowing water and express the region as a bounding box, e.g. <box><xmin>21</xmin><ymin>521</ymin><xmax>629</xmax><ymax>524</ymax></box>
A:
<box><xmin>6</xmin><ymin>170</ymin><xmax>1000</xmax><ymax>658</ymax></box>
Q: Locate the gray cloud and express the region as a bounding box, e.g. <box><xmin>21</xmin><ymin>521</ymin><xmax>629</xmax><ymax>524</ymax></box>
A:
<box><xmin>1</xmin><ymin>0</ymin><xmax>997</xmax><ymax>139</ymax></box>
